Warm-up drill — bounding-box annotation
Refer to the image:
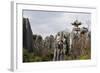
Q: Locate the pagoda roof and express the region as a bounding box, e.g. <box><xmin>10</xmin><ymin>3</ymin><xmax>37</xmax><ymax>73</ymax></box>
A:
<box><xmin>72</xmin><ymin>20</ymin><xmax>82</xmax><ymax>27</ymax></box>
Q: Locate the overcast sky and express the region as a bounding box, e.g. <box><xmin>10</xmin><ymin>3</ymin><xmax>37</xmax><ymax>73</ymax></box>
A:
<box><xmin>23</xmin><ymin>10</ymin><xmax>91</xmax><ymax>39</ymax></box>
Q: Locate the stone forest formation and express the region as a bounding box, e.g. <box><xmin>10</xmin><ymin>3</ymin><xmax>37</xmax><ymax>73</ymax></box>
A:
<box><xmin>23</xmin><ymin>18</ymin><xmax>91</xmax><ymax>62</ymax></box>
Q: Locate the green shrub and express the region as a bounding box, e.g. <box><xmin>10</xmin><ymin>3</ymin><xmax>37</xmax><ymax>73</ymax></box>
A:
<box><xmin>79</xmin><ymin>55</ymin><xmax>90</xmax><ymax>60</ymax></box>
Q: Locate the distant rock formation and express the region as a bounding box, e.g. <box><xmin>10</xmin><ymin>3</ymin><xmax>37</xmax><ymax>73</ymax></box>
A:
<box><xmin>23</xmin><ymin>18</ymin><xmax>33</xmax><ymax>52</ymax></box>
<box><xmin>44</xmin><ymin>35</ymin><xmax>55</xmax><ymax>49</ymax></box>
<box><xmin>56</xmin><ymin>31</ymin><xmax>70</xmax><ymax>54</ymax></box>
<box><xmin>79</xmin><ymin>27</ymin><xmax>90</xmax><ymax>56</ymax></box>
<box><xmin>53</xmin><ymin>31</ymin><xmax>70</xmax><ymax>61</ymax></box>
<box><xmin>32</xmin><ymin>34</ymin><xmax>44</xmax><ymax>55</ymax></box>
<box><xmin>44</xmin><ymin>36</ymin><xmax>50</xmax><ymax>49</ymax></box>
<box><xmin>70</xmin><ymin>27</ymin><xmax>91</xmax><ymax>58</ymax></box>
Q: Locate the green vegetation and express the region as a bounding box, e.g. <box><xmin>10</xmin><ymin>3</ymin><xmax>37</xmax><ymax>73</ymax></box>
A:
<box><xmin>23</xmin><ymin>47</ymin><xmax>91</xmax><ymax>62</ymax></box>
<box><xmin>23</xmin><ymin>48</ymin><xmax>54</xmax><ymax>62</ymax></box>
<box><xmin>79</xmin><ymin>55</ymin><xmax>90</xmax><ymax>60</ymax></box>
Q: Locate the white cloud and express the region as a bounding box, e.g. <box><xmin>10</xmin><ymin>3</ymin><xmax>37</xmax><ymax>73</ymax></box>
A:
<box><xmin>23</xmin><ymin>10</ymin><xmax>91</xmax><ymax>39</ymax></box>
